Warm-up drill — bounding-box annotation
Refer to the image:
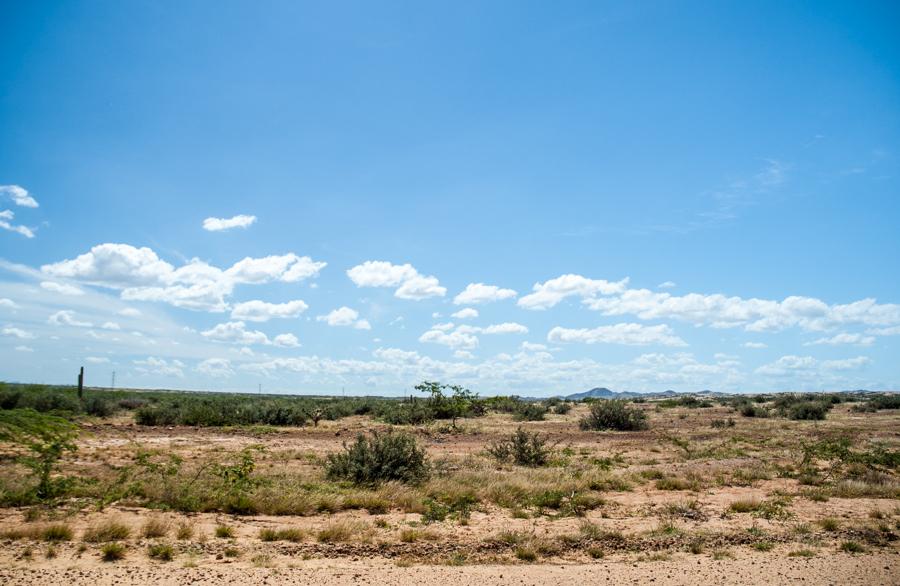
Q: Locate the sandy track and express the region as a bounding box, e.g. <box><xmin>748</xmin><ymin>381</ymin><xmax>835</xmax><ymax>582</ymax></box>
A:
<box><xmin>1</xmin><ymin>553</ymin><xmax>898</xmax><ymax>586</ymax></box>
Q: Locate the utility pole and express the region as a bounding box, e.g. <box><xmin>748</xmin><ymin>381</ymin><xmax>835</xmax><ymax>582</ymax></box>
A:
<box><xmin>258</xmin><ymin>383</ymin><xmax>262</xmax><ymax>395</ymax></box>
<box><xmin>111</xmin><ymin>371</ymin><xmax>116</xmax><ymax>390</ymax></box>
<box><xmin>77</xmin><ymin>366</ymin><xmax>84</xmax><ymax>400</ymax></box>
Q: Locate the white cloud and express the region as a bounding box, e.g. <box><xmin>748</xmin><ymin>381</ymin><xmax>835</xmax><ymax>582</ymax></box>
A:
<box><xmin>48</xmin><ymin>310</ymin><xmax>93</xmax><ymax>328</ymax></box>
<box><xmin>3</xmin><ymin>326</ymin><xmax>34</xmax><ymax>339</ymax></box>
<box><xmin>482</xmin><ymin>322</ymin><xmax>529</xmax><ymax>335</ymax></box>
<box><xmin>454</xmin><ymin>350</ymin><xmax>475</xmax><ymax>359</ymax></box>
<box><xmin>755</xmin><ymin>354</ymin><xmax>871</xmax><ymax>376</ymax></box>
<box><xmin>0</xmin><ymin>298</ymin><xmax>19</xmax><ymax>309</ymax></box>
<box><xmin>201</xmin><ymin>321</ymin><xmax>270</xmax><ymax>345</ymax></box>
<box><xmin>316</xmin><ymin>306</ymin><xmax>371</xmax><ymax>330</ymax></box>
<box><xmin>347</xmin><ymin>260</ymin><xmax>445</xmax><ymax>300</ymax></box>
<box><xmin>431</xmin><ymin>322</ymin><xmax>455</xmax><ymax>332</ymax></box>
<box><xmin>41</xmin><ymin>244</ymin><xmax>326</xmax><ymax>312</ymax></box>
<box><xmin>0</xmin><ymin>209</ymin><xmax>35</xmax><ymax>238</ymax></box>
<box><xmin>86</xmin><ymin>356</ymin><xmax>110</xmax><ymax>364</ymax></box>
<box><xmin>743</xmin><ymin>342</ymin><xmax>767</xmax><ymax>349</ymax></box>
<box><xmin>0</xmin><ymin>185</ymin><xmax>38</xmax><ymax>207</ymax></box>
<box><xmin>202</xmin><ymin>214</ymin><xmax>257</xmax><ymax>231</ymax></box>
<box><xmin>867</xmin><ymin>325</ymin><xmax>900</xmax><ymax>336</ymax></box>
<box><xmin>231</xmin><ymin>299</ymin><xmax>308</xmax><ymax>322</ymax></box>
<box><xmin>547</xmin><ymin>323</ymin><xmax>687</xmax><ymax>347</ymax></box>
<box><xmin>451</xmin><ymin>308</ymin><xmax>479</xmax><ymax>319</ymax></box>
<box><xmin>273</xmin><ymin>333</ymin><xmax>300</xmax><ymax>347</ymax></box>
<box><xmin>225</xmin><ymin>254</ymin><xmax>326</xmax><ymax>284</ymax></box>
<box><xmin>453</xmin><ymin>283</ymin><xmax>517</xmax><ymax>305</ymax></box>
<box><xmin>806</xmin><ymin>333</ymin><xmax>875</xmax><ymax>347</ymax></box>
<box><xmin>14</xmin><ymin>345</ymin><xmax>33</xmax><ymax>352</ymax></box>
<box><xmin>521</xmin><ymin>341</ymin><xmax>548</xmax><ymax>352</ymax></box>
<box><xmin>40</xmin><ymin>281</ymin><xmax>85</xmax><ymax>296</ymax></box>
<box><xmin>658</xmin><ymin>281</ymin><xmax>677</xmax><ymax>289</ymax></box>
<box><xmin>118</xmin><ymin>307</ymin><xmax>141</xmax><ymax>317</ymax></box>
<box><xmin>419</xmin><ymin>327</ymin><xmax>479</xmax><ymax>350</ymax></box>
<box><xmin>101</xmin><ymin>321</ymin><xmax>121</xmax><ymax>330</ymax></box>
<box><xmin>134</xmin><ymin>356</ymin><xmax>184</xmax><ymax>377</ymax></box>
<box><xmin>196</xmin><ymin>358</ymin><xmax>234</xmax><ymax>377</ymax></box>
<box><xmin>518</xmin><ymin>274</ymin><xmax>629</xmax><ymax>310</ymax></box>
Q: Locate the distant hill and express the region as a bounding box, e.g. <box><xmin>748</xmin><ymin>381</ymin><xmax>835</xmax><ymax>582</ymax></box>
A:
<box><xmin>564</xmin><ymin>387</ymin><xmax>732</xmax><ymax>400</ymax></box>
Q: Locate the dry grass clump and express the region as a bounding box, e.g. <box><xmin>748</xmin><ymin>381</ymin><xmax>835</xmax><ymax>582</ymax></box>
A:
<box><xmin>214</xmin><ymin>524</ymin><xmax>235</xmax><ymax>539</ymax></box>
<box><xmin>316</xmin><ymin>519</ymin><xmax>372</xmax><ymax>543</ymax></box>
<box><xmin>147</xmin><ymin>542</ymin><xmax>174</xmax><ymax>561</ymax></box>
<box><xmin>258</xmin><ymin>527</ymin><xmax>306</xmax><ymax>542</ymax></box>
<box><xmin>83</xmin><ymin>519</ymin><xmax>131</xmax><ymax>542</ymax></box>
<box><xmin>176</xmin><ymin>522</ymin><xmax>194</xmax><ymax>540</ymax></box>
<box><xmin>41</xmin><ymin>524</ymin><xmax>73</xmax><ymax>542</ymax></box>
<box><xmin>399</xmin><ymin>527</ymin><xmax>439</xmax><ymax>543</ymax></box>
<box><xmin>817</xmin><ymin>518</ymin><xmax>840</xmax><ymax>531</ymax></box>
<box><xmin>142</xmin><ymin>517</ymin><xmax>170</xmax><ymax>538</ymax></box>
<box><xmin>727</xmin><ymin>498</ymin><xmax>761</xmax><ymax>514</ymax></box>
<box><xmin>100</xmin><ymin>542</ymin><xmax>126</xmax><ymax>562</ymax></box>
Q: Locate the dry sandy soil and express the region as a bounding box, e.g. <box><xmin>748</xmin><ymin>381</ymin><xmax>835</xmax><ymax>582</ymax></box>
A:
<box><xmin>1</xmin><ymin>401</ymin><xmax>898</xmax><ymax>585</ymax></box>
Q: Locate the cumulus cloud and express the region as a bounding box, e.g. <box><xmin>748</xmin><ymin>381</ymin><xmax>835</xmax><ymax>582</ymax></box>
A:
<box><xmin>316</xmin><ymin>307</ymin><xmax>371</xmax><ymax>330</ymax></box>
<box><xmin>0</xmin><ymin>298</ymin><xmax>20</xmax><ymax>309</ymax></box>
<box><xmin>481</xmin><ymin>322</ymin><xmax>529</xmax><ymax>335</ymax></box>
<box><xmin>419</xmin><ymin>327</ymin><xmax>479</xmax><ymax>350</ymax></box>
<box><xmin>755</xmin><ymin>355</ymin><xmax>871</xmax><ymax>376</ymax></box>
<box><xmin>134</xmin><ymin>356</ymin><xmax>184</xmax><ymax>377</ymax></box>
<box><xmin>86</xmin><ymin>356</ymin><xmax>109</xmax><ymax>364</ymax></box>
<box><xmin>48</xmin><ymin>310</ymin><xmax>93</xmax><ymax>328</ymax></box>
<box><xmin>806</xmin><ymin>333</ymin><xmax>875</xmax><ymax>347</ymax></box>
<box><xmin>15</xmin><ymin>345</ymin><xmax>33</xmax><ymax>352</ymax></box>
<box><xmin>40</xmin><ymin>281</ymin><xmax>85</xmax><ymax>296</ymax></box>
<box><xmin>231</xmin><ymin>299</ymin><xmax>308</xmax><ymax>322</ymax></box>
<box><xmin>273</xmin><ymin>333</ymin><xmax>300</xmax><ymax>347</ymax></box>
<box><xmin>453</xmin><ymin>283</ymin><xmax>517</xmax><ymax>305</ymax></box>
<box><xmin>101</xmin><ymin>321</ymin><xmax>121</xmax><ymax>330</ymax></box>
<box><xmin>41</xmin><ymin>244</ymin><xmax>326</xmax><ymax>312</ymax></box>
<box><xmin>118</xmin><ymin>308</ymin><xmax>141</xmax><ymax>317</ymax></box>
<box><xmin>196</xmin><ymin>358</ymin><xmax>234</xmax><ymax>377</ymax></box>
<box><xmin>201</xmin><ymin>321</ymin><xmax>270</xmax><ymax>345</ymax></box>
<box><xmin>547</xmin><ymin>323</ymin><xmax>687</xmax><ymax>347</ymax></box>
<box><xmin>518</xmin><ymin>274</ymin><xmax>629</xmax><ymax>310</ymax></box>
<box><xmin>0</xmin><ymin>209</ymin><xmax>35</xmax><ymax>238</ymax></box>
<box><xmin>3</xmin><ymin>326</ymin><xmax>34</xmax><ymax>339</ymax></box>
<box><xmin>451</xmin><ymin>308</ymin><xmax>479</xmax><ymax>319</ymax></box>
<box><xmin>347</xmin><ymin>260</ymin><xmax>445</xmax><ymax>300</ymax></box>
<box><xmin>743</xmin><ymin>342</ymin><xmax>767</xmax><ymax>349</ymax></box>
<box><xmin>658</xmin><ymin>281</ymin><xmax>677</xmax><ymax>289</ymax></box>
<box><xmin>202</xmin><ymin>214</ymin><xmax>257</xmax><ymax>231</ymax></box>
<box><xmin>0</xmin><ymin>185</ymin><xmax>38</xmax><ymax>207</ymax></box>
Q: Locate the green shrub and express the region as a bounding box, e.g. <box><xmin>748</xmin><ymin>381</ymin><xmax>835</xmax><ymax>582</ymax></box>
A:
<box><xmin>101</xmin><ymin>542</ymin><xmax>126</xmax><ymax>562</ymax></box>
<box><xmin>147</xmin><ymin>542</ymin><xmax>174</xmax><ymax>561</ymax></box>
<box><xmin>41</xmin><ymin>524</ymin><xmax>73</xmax><ymax>542</ymax></box>
<box><xmin>214</xmin><ymin>525</ymin><xmax>235</xmax><ymax>538</ymax></box>
<box><xmin>788</xmin><ymin>401</ymin><xmax>829</xmax><ymax>420</ymax></box>
<box><xmin>487</xmin><ymin>428</ymin><xmax>553</xmax><ymax>467</ymax></box>
<box><xmin>579</xmin><ymin>400</ymin><xmax>648</xmax><ymax>431</ymax></box>
<box><xmin>513</xmin><ymin>403</ymin><xmax>548</xmax><ymax>421</ymax></box>
<box><xmin>324</xmin><ymin>431</ymin><xmax>429</xmax><ymax>485</ymax></box>
<box><xmin>83</xmin><ymin>395</ymin><xmax>118</xmax><ymax>418</ymax></box>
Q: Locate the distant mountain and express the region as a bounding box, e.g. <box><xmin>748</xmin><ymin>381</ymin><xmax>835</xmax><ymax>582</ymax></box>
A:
<box><xmin>565</xmin><ymin>387</ymin><xmax>641</xmax><ymax>400</ymax></box>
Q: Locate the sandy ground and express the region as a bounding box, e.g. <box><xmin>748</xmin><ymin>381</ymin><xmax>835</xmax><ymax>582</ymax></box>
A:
<box><xmin>1</xmin><ymin>402</ymin><xmax>898</xmax><ymax>585</ymax></box>
<box><xmin>1</xmin><ymin>553</ymin><xmax>898</xmax><ymax>585</ymax></box>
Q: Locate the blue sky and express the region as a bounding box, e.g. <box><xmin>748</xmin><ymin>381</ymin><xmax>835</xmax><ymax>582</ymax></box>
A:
<box><xmin>1</xmin><ymin>1</ymin><xmax>898</xmax><ymax>395</ymax></box>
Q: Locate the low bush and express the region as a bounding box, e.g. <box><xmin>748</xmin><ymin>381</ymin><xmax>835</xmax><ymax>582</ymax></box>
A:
<box><xmin>100</xmin><ymin>542</ymin><xmax>126</xmax><ymax>562</ymax></box>
<box><xmin>147</xmin><ymin>542</ymin><xmax>174</xmax><ymax>561</ymax></box>
<box><xmin>579</xmin><ymin>400</ymin><xmax>648</xmax><ymax>431</ymax></box>
<box><xmin>324</xmin><ymin>431</ymin><xmax>429</xmax><ymax>485</ymax></box>
<box><xmin>487</xmin><ymin>428</ymin><xmax>553</xmax><ymax>467</ymax></box>
<box><xmin>513</xmin><ymin>403</ymin><xmax>548</xmax><ymax>422</ymax></box>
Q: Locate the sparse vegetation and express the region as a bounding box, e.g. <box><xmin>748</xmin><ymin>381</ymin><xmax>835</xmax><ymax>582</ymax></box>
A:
<box><xmin>325</xmin><ymin>431</ymin><xmax>429</xmax><ymax>485</ymax></box>
<box><xmin>100</xmin><ymin>542</ymin><xmax>126</xmax><ymax>562</ymax></box>
<box><xmin>487</xmin><ymin>427</ymin><xmax>553</xmax><ymax>467</ymax></box>
<box><xmin>83</xmin><ymin>520</ymin><xmax>130</xmax><ymax>543</ymax></box>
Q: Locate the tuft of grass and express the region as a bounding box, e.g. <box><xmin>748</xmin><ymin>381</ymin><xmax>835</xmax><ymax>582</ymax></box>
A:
<box><xmin>727</xmin><ymin>499</ymin><xmax>761</xmax><ymax>514</ymax></box>
<box><xmin>84</xmin><ymin>520</ymin><xmax>130</xmax><ymax>543</ymax></box>
<box><xmin>399</xmin><ymin>528</ymin><xmax>438</xmax><ymax>543</ymax></box>
<box><xmin>176</xmin><ymin>522</ymin><xmax>194</xmax><ymax>540</ymax></box>
<box><xmin>753</xmin><ymin>541</ymin><xmax>774</xmax><ymax>552</ymax></box>
<box><xmin>515</xmin><ymin>546</ymin><xmax>537</xmax><ymax>562</ymax></box>
<box><xmin>817</xmin><ymin>518</ymin><xmax>840</xmax><ymax>532</ymax></box>
<box><xmin>259</xmin><ymin>527</ymin><xmax>305</xmax><ymax>542</ymax></box>
<box><xmin>840</xmin><ymin>541</ymin><xmax>865</xmax><ymax>553</ymax></box>
<box><xmin>142</xmin><ymin>517</ymin><xmax>169</xmax><ymax>539</ymax></box>
<box><xmin>316</xmin><ymin>520</ymin><xmax>369</xmax><ymax>543</ymax></box>
<box><xmin>214</xmin><ymin>524</ymin><xmax>235</xmax><ymax>539</ymax></box>
<box><xmin>41</xmin><ymin>524</ymin><xmax>73</xmax><ymax>542</ymax></box>
<box><xmin>100</xmin><ymin>542</ymin><xmax>126</xmax><ymax>562</ymax></box>
<box><xmin>587</xmin><ymin>546</ymin><xmax>605</xmax><ymax>559</ymax></box>
<box><xmin>711</xmin><ymin>549</ymin><xmax>733</xmax><ymax>560</ymax></box>
<box><xmin>45</xmin><ymin>545</ymin><xmax>57</xmax><ymax>559</ymax></box>
<box><xmin>223</xmin><ymin>546</ymin><xmax>241</xmax><ymax>558</ymax></box>
<box><xmin>148</xmin><ymin>542</ymin><xmax>174</xmax><ymax>561</ymax></box>
<box><xmin>788</xmin><ymin>549</ymin><xmax>816</xmax><ymax>558</ymax></box>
